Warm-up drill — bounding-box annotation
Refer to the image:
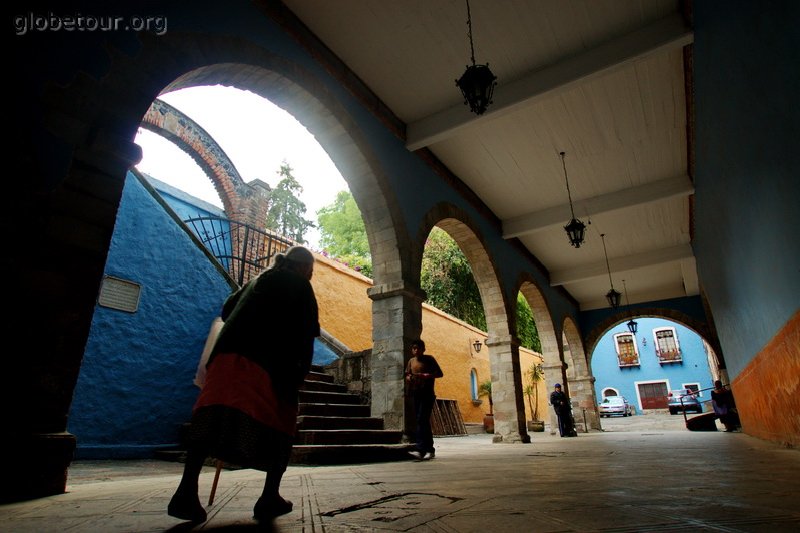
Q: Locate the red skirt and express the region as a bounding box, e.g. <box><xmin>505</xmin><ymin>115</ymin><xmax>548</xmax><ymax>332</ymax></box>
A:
<box><xmin>188</xmin><ymin>353</ymin><xmax>297</xmax><ymax>470</ymax></box>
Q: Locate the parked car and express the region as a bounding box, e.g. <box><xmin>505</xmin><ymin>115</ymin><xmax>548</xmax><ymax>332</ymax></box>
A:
<box><xmin>598</xmin><ymin>396</ymin><xmax>633</xmax><ymax>417</ymax></box>
<box><xmin>667</xmin><ymin>389</ymin><xmax>703</xmax><ymax>414</ymax></box>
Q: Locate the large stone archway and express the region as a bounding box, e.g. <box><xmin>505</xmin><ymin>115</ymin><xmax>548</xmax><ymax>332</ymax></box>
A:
<box><xmin>416</xmin><ymin>204</ymin><xmax>528</xmax><ymax>443</ymax></box>
<box><xmin>585</xmin><ymin>307</ymin><xmax>720</xmax><ymax>368</ymax></box>
<box><xmin>517</xmin><ymin>277</ymin><xmax>561</xmax><ymax>433</ymax></box>
<box><xmin>14</xmin><ymin>27</ymin><xmax>416</xmax><ymax>497</ymax></box>
<box><xmin>154</xmin><ymin>57</ymin><xmax>419</xmax><ymax>430</ymax></box>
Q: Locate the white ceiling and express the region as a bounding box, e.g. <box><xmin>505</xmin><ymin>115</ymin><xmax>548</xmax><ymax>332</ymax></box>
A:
<box><xmin>283</xmin><ymin>0</ymin><xmax>695</xmax><ymax>311</ymax></box>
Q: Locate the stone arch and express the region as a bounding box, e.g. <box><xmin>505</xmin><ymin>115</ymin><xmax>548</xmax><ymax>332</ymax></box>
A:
<box><xmin>516</xmin><ymin>276</ymin><xmax>558</xmax><ymax>367</ymax></box>
<box><xmin>415</xmin><ymin>203</ymin><xmax>528</xmax><ymax>443</ymax></box>
<box><xmin>140</xmin><ymin>98</ymin><xmax>270</xmax><ymax>224</ymax></box>
<box><xmin>40</xmin><ymin>32</ymin><xmax>415</xmax><ymax>432</ymax></box>
<box><xmin>585</xmin><ymin>308</ymin><xmax>719</xmax><ymax>366</ymax></box>
<box><xmin>515</xmin><ymin>275</ymin><xmax>561</xmax><ymax>434</ymax></box>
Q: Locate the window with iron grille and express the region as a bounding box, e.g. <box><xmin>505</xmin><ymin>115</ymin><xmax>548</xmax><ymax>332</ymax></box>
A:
<box><xmin>613</xmin><ymin>332</ymin><xmax>640</xmax><ymax>367</ymax></box>
<box><xmin>654</xmin><ymin>327</ymin><xmax>681</xmax><ymax>364</ymax></box>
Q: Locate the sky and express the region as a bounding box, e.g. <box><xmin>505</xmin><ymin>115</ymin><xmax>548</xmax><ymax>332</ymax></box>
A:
<box><xmin>134</xmin><ymin>85</ymin><xmax>349</xmax><ymax>248</ymax></box>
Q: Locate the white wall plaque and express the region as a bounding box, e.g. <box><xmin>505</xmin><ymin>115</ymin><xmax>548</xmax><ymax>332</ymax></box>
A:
<box><xmin>98</xmin><ymin>276</ymin><xmax>141</xmax><ymax>313</ymax></box>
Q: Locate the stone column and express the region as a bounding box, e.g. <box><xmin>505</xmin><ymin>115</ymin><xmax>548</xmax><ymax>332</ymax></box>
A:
<box><xmin>367</xmin><ymin>281</ymin><xmax>425</xmax><ymax>437</ymax></box>
<box><xmin>485</xmin><ymin>335</ymin><xmax>530</xmax><ymax>443</ymax></box>
<box><xmin>568</xmin><ymin>376</ymin><xmax>601</xmax><ymax>431</ymax></box>
<box><xmin>7</xmin><ymin>132</ymin><xmax>142</xmax><ymax>502</ymax></box>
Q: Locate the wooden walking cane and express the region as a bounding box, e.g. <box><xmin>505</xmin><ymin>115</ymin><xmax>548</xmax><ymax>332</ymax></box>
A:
<box><xmin>208</xmin><ymin>460</ymin><xmax>224</xmax><ymax>505</ymax></box>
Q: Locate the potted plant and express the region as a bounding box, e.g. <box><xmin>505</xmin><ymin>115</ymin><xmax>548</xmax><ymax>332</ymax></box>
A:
<box><xmin>525</xmin><ymin>363</ymin><xmax>545</xmax><ymax>432</ymax></box>
<box><xmin>478</xmin><ymin>379</ymin><xmax>494</xmax><ymax>433</ymax></box>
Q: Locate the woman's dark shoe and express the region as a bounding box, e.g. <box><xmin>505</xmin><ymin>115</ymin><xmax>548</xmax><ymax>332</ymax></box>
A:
<box><xmin>253</xmin><ymin>495</ymin><xmax>293</xmax><ymax>521</ymax></box>
<box><xmin>168</xmin><ymin>491</ymin><xmax>208</xmax><ymax>523</ymax></box>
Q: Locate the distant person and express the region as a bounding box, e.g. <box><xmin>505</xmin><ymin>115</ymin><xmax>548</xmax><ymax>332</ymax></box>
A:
<box><xmin>168</xmin><ymin>246</ymin><xmax>319</xmax><ymax>523</ymax></box>
<box><xmin>405</xmin><ymin>339</ymin><xmax>443</xmax><ymax>460</ymax></box>
<box><xmin>550</xmin><ymin>383</ymin><xmax>575</xmax><ymax>437</ymax></box>
<box><xmin>711</xmin><ymin>380</ymin><xmax>738</xmax><ymax>432</ymax></box>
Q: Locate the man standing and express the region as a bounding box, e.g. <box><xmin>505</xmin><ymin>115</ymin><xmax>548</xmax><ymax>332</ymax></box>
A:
<box><xmin>550</xmin><ymin>383</ymin><xmax>575</xmax><ymax>437</ymax></box>
<box><xmin>405</xmin><ymin>340</ymin><xmax>443</xmax><ymax>460</ymax></box>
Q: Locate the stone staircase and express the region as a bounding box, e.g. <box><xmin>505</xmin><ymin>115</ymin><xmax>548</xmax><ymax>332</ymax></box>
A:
<box><xmin>157</xmin><ymin>366</ymin><xmax>412</xmax><ymax>466</ymax></box>
<box><xmin>291</xmin><ymin>367</ymin><xmax>413</xmax><ymax>464</ymax></box>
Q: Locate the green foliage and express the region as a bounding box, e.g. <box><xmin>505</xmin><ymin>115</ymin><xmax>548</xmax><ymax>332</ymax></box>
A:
<box><xmin>265</xmin><ymin>162</ymin><xmax>314</xmax><ymax>243</ymax></box>
<box><xmin>421</xmin><ymin>228</ymin><xmax>486</xmax><ymax>330</ymax></box>
<box><xmin>316</xmin><ymin>190</ymin><xmax>372</xmax><ymax>276</ymax></box>
<box><xmin>525</xmin><ymin>362</ymin><xmax>545</xmax><ymax>421</ymax></box>
<box><xmin>516</xmin><ymin>293</ymin><xmax>541</xmax><ymax>352</ymax></box>
<box><xmin>478</xmin><ymin>379</ymin><xmax>493</xmax><ymax>414</ymax></box>
<box><xmin>314</xmin><ymin>200</ymin><xmax>543</xmax><ymax>344</ymax></box>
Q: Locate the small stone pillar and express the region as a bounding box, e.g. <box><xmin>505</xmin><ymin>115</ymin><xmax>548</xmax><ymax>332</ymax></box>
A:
<box><xmin>569</xmin><ymin>376</ymin><xmax>600</xmax><ymax>431</ymax></box>
<box><xmin>367</xmin><ymin>281</ymin><xmax>425</xmax><ymax>437</ymax></box>
<box><xmin>485</xmin><ymin>335</ymin><xmax>530</xmax><ymax>443</ymax></box>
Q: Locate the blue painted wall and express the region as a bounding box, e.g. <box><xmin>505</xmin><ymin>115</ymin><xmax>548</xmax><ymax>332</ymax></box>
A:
<box><xmin>68</xmin><ymin>172</ymin><xmax>233</xmax><ymax>458</ymax></box>
<box><xmin>693</xmin><ymin>0</ymin><xmax>800</xmax><ymax>377</ymax></box>
<box><xmin>591</xmin><ymin>318</ymin><xmax>714</xmax><ymax>414</ymax></box>
<box><xmin>69</xmin><ymin>172</ymin><xmax>341</xmax><ymax>458</ymax></box>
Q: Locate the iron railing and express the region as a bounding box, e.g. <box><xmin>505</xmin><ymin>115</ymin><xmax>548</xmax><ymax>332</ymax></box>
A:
<box><xmin>183</xmin><ymin>216</ymin><xmax>294</xmax><ymax>286</ymax></box>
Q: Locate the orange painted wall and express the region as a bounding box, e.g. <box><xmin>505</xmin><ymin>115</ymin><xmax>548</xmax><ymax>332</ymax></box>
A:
<box><xmin>732</xmin><ymin>311</ymin><xmax>800</xmax><ymax>447</ymax></box>
<box><xmin>311</xmin><ymin>255</ymin><xmax>374</xmax><ymax>351</ymax></box>
<box><xmin>311</xmin><ymin>253</ymin><xmax>547</xmax><ymax>424</ymax></box>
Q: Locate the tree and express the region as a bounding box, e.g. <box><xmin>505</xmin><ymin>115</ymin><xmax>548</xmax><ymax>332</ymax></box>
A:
<box><xmin>516</xmin><ymin>293</ymin><xmax>541</xmax><ymax>352</ymax></box>
<box><xmin>316</xmin><ymin>190</ymin><xmax>372</xmax><ymax>276</ymax></box>
<box><xmin>421</xmin><ymin>228</ymin><xmax>486</xmax><ymax>330</ymax></box>
<box><xmin>265</xmin><ymin>162</ymin><xmax>314</xmax><ymax>243</ymax></box>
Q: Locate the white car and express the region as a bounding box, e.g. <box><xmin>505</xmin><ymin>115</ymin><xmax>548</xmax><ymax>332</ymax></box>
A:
<box><xmin>598</xmin><ymin>396</ymin><xmax>633</xmax><ymax>417</ymax></box>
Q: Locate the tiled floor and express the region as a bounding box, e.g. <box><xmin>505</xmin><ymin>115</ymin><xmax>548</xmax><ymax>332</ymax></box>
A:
<box><xmin>3</xmin><ymin>414</ymin><xmax>799</xmax><ymax>532</ymax></box>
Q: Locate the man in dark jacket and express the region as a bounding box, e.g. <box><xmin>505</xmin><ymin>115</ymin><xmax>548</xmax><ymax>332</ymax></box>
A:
<box><xmin>550</xmin><ymin>383</ymin><xmax>575</xmax><ymax>437</ymax></box>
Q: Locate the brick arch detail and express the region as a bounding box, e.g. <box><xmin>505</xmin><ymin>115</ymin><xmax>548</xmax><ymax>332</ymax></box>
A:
<box><xmin>140</xmin><ymin>98</ymin><xmax>269</xmax><ymax>226</ymax></box>
<box><xmin>416</xmin><ymin>203</ymin><xmax>529</xmax><ymax>443</ymax></box>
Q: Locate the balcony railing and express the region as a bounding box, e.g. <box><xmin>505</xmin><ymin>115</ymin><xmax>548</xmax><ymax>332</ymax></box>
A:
<box><xmin>617</xmin><ymin>354</ymin><xmax>640</xmax><ymax>367</ymax></box>
<box><xmin>184</xmin><ymin>216</ymin><xmax>294</xmax><ymax>286</ymax></box>
<box><xmin>656</xmin><ymin>348</ymin><xmax>682</xmax><ymax>364</ymax></box>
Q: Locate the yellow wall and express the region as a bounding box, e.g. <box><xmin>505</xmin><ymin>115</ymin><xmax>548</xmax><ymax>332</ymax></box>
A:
<box><xmin>311</xmin><ymin>253</ymin><xmax>548</xmax><ymax>424</ymax></box>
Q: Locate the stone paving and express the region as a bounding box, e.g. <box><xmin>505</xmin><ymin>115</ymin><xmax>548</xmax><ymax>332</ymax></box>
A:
<box><xmin>3</xmin><ymin>413</ymin><xmax>800</xmax><ymax>532</ymax></box>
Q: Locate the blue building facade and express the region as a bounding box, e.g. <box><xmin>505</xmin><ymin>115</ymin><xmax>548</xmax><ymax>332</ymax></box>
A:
<box><xmin>591</xmin><ymin>317</ymin><xmax>715</xmax><ymax>415</ymax></box>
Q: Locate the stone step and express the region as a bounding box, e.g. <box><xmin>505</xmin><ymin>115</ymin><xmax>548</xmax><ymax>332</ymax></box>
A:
<box><xmin>299</xmin><ymin>390</ymin><xmax>362</xmax><ymax>405</ymax></box>
<box><xmin>296</xmin><ymin>415</ymin><xmax>384</xmax><ymax>431</ymax></box>
<box><xmin>305</xmin><ymin>370</ymin><xmax>334</xmax><ymax>383</ymax></box>
<box><xmin>295</xmin><ymin>429</ymin><xmax>404</xmax><ymax>446</ymax></box>
<box><xmin>298</xmin><ymin>403</ymin><xmax>371</xmax><ymax>417</ymax></box>
<box><xmin>301</xmin><ymin>379</ymin><xmax>348</xmax><ymax>393</ymax></box>
<box><xmin>291</xmin><ymin>443</ymin><xmax>415</xmax><ymax>465</ymax></box>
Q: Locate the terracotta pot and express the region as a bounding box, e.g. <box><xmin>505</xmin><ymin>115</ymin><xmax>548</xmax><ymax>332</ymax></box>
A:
<box><xmin>483</xmin><ymin>413</ymin><xmax>494</xmax><ymax>433</ymax></box>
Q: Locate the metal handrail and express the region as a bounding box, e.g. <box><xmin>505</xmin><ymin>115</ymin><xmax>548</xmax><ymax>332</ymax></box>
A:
<box><xmin>183</xmin><ymin>216</ymin><xmax>295</xmax><ymax>286</ymax></box>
